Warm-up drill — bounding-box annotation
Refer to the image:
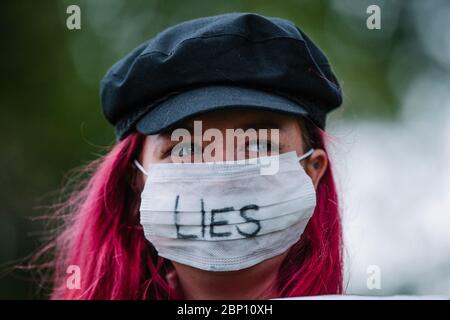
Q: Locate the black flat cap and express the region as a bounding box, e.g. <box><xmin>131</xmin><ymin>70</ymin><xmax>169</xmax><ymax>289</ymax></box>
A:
<box><xmin>100</xmin><ymin>12</ymin><xmax>343</xmax><ymax>140</ymax></box>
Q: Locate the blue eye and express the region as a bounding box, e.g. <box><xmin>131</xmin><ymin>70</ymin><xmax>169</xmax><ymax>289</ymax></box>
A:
<box><xmin>247</xmin><ymin>140</ymin><xmax>276</xmax><ymax>153</ymax></box>
<box><xmin>172</xmin><ymin>142</ymin><xmax>202</xmax><ymax>157</ymax></box>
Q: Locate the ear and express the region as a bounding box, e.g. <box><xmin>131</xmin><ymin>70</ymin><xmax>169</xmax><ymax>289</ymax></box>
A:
<box><xmin>302</xmin><ymin>149</ymin><xmax>328</xmax><ymax>189</ymax></box>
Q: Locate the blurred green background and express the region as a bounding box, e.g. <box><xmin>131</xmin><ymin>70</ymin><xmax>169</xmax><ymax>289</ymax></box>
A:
<box><xmin>1</xmin><ymin>0</ymin><xmax>449</xmax><ymax>299</ymax></box>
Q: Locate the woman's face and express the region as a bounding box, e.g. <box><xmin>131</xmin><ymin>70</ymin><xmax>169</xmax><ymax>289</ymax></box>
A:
<box><xmin>139</xmin><ymin>108</ymin><xmax>328</xmax><ymax>297</ymax></box>
<box><xmin>141</xmin><ymin>109</ymin><xmax>327</xmax><ymax>188</ymax></box>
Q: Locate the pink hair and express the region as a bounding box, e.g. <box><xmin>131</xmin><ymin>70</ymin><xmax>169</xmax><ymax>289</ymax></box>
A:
<box><xmin>45</xmin><ymin>123</ymin><xmax>343</xmax><ymax>299</ymax></box>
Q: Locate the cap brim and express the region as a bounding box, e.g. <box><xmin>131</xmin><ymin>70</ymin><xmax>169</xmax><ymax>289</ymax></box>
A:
<box><xmin>135</xmin><ymin>85</ymin><xmax>309</xmax><ymax>134</ymax></box>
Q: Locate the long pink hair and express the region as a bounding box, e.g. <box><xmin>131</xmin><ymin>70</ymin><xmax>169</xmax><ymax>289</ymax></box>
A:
<box><xmin>43</xmin><ymin>119</ymin><xmax>343</xmax><ymax>299</ymax></box>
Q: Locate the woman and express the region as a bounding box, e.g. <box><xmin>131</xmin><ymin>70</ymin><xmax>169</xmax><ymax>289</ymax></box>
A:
<box><xmin>46</xmin><ymin>12</ymin><xmax>344</xmax><ymax>299</ymax></box>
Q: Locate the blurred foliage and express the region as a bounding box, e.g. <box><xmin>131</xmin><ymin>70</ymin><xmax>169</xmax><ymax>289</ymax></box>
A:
<box><xmin>0</xmin><ymin>0</ymin><xmax>439</xmax><ymax>298</ymax></box>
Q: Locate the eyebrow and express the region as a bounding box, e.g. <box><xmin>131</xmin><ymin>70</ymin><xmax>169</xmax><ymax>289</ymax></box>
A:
<box><xmin>240</xmin><ymin>121</ymin><xmax>280</xmax><ymax>131</ymax></box>
<box><xmin>160</xmin><ymin>123</ymin><xmax>194</xmax><ymax>137</ymax></box>
<box><xmin>160</xmin><ymin>119</ymin><xmax>281</xmax><ymax>136</ymax></box>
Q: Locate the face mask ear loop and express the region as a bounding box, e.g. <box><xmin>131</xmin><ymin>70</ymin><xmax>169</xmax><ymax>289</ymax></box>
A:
<box><xmin>297</xmin><ymin>148</ymin><xmax>314</xmax><ymax>161</ymax></box>
<box><xmin>134</xmin><ymin>159</ymin><xmax>148</xmax><ymax>176</ymax></box>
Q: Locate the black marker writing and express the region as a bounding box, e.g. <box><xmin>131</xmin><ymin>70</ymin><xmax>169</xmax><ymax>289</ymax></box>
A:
<box><xmin>174</xmin><ymin>195</ymin><xmax>197</xmax><ymax>239</ymax></box>
<box><xmin>172</xmin><ymin>197</ymin><xmax>262</xmax><ymax>240</ymax></box>
<box><xmin>210</xmin><ymin>207</ymin><xmax>233</xmax><ymax>238</ymax></box>
<box><xmin>236</xmin><ymin>204</ymin><xmax>261</xmax><ymax>238</ymax></box>
<box><xmin>201</xmin><ymin>198</ymin><xmax>206</xmax><ymax>238</ymax></box>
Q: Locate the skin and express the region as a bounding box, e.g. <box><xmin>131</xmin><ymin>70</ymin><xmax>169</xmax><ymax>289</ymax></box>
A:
<box><xmin>139</xmin><ymin>108</ymin><xmax>328</xmax><ymax>299</ymax></box>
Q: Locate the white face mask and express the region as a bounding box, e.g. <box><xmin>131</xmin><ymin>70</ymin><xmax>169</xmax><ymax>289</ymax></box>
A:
<box><xmin>134</xmin><ymin>150</ymin><xmax>316</xmax><ymax>272</ymax></box>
